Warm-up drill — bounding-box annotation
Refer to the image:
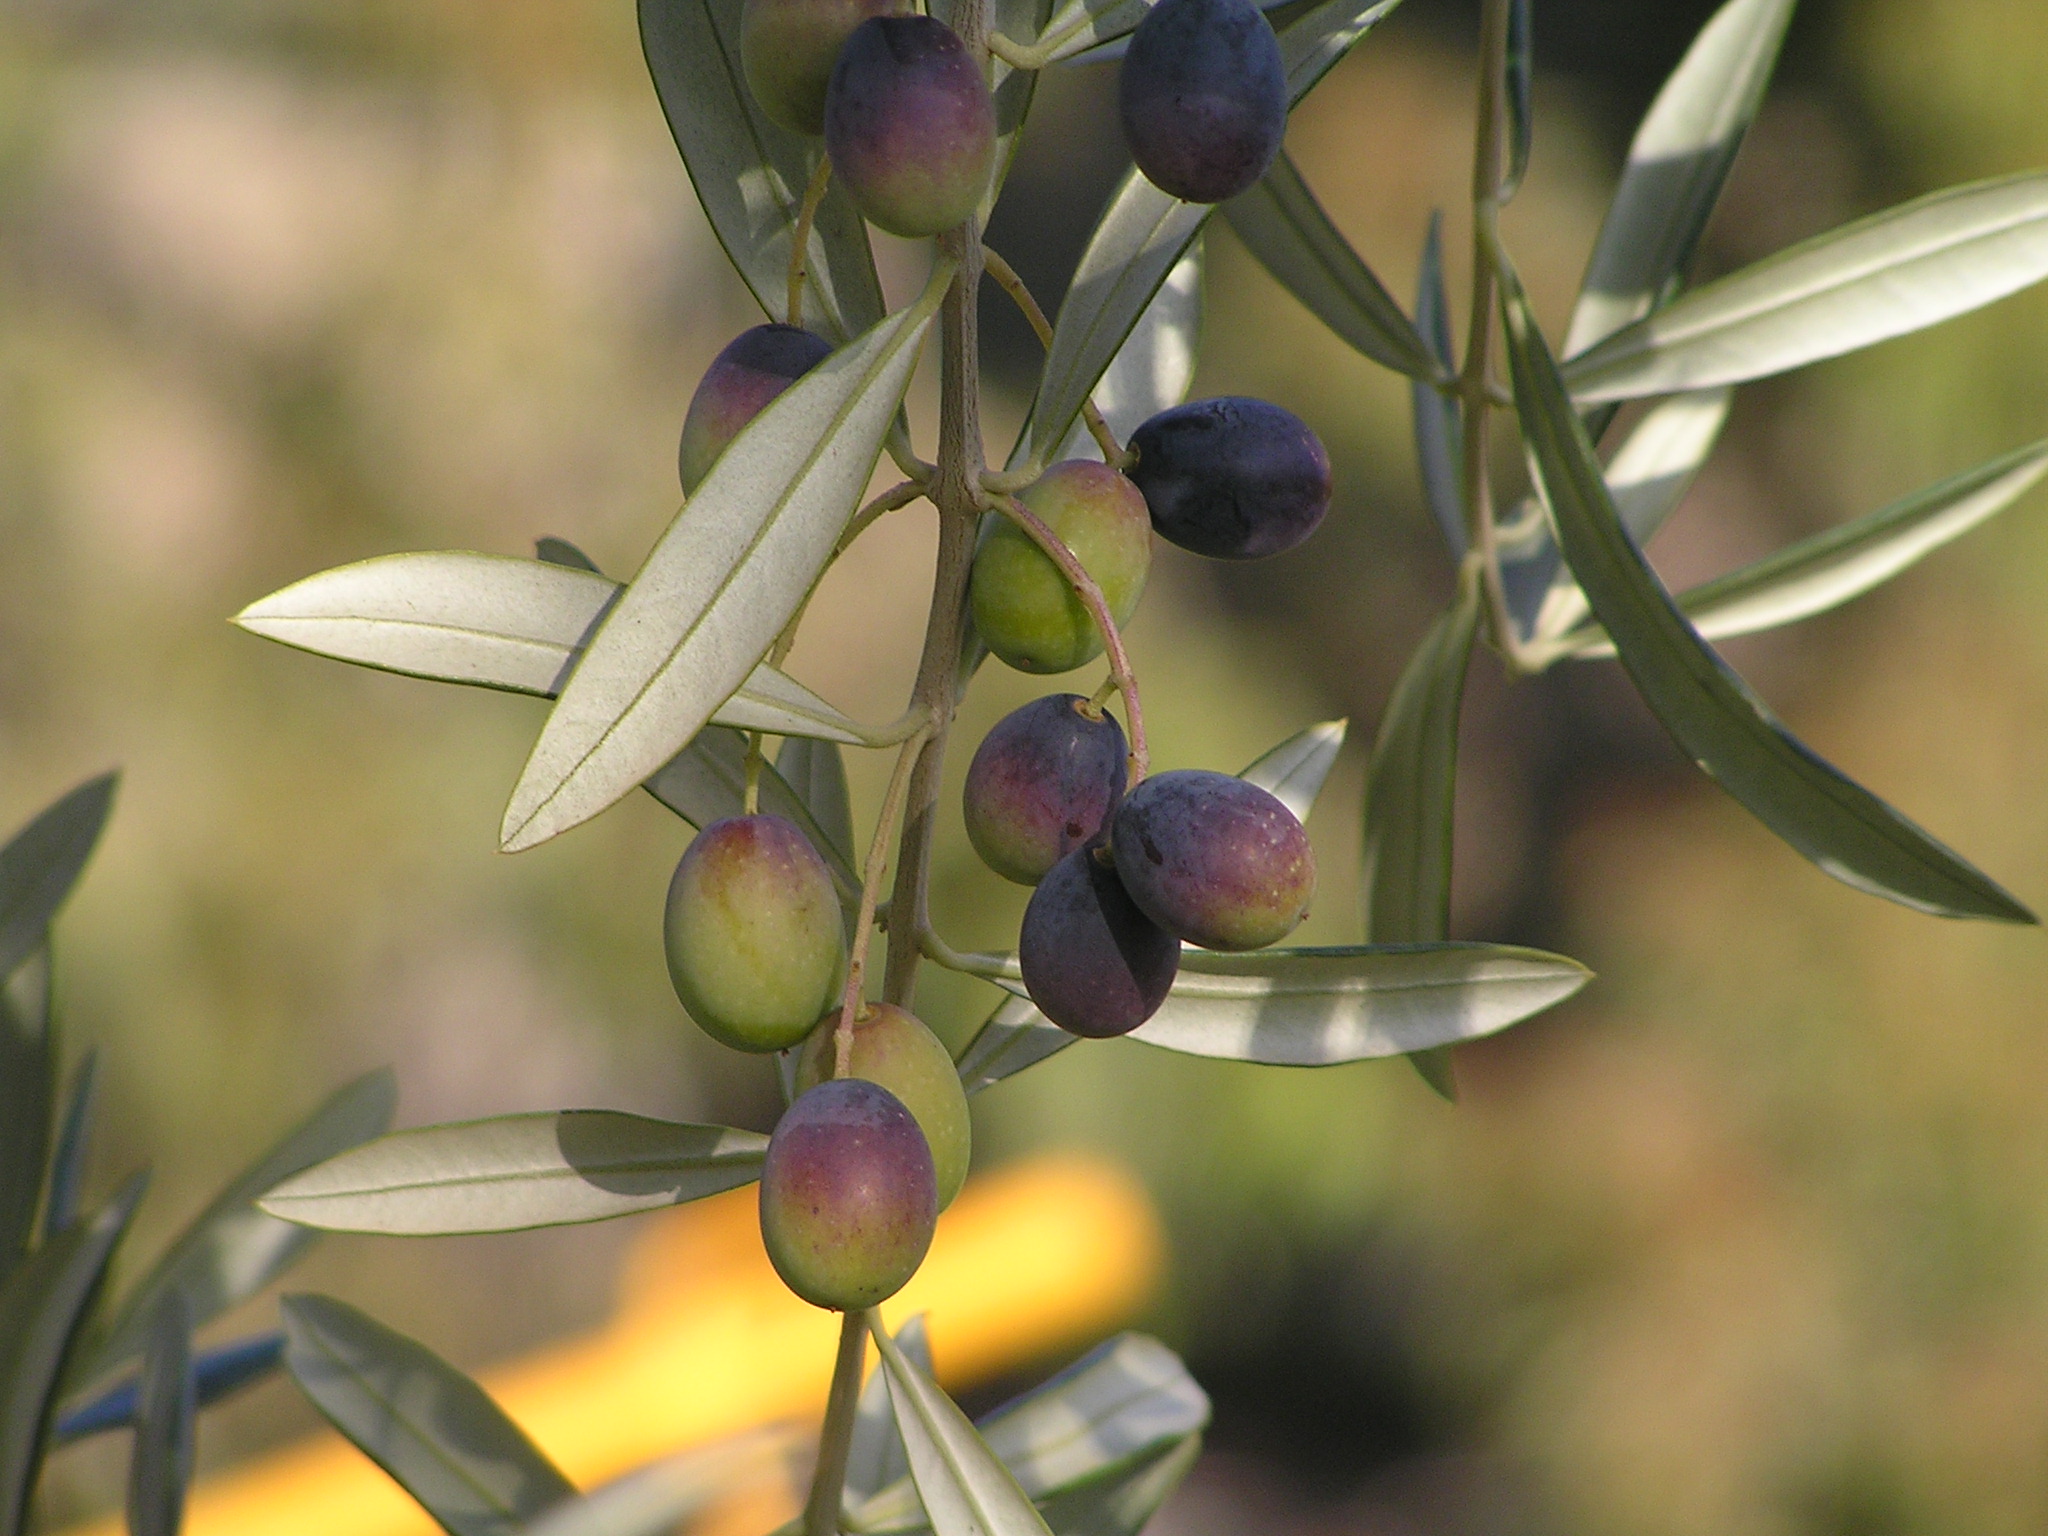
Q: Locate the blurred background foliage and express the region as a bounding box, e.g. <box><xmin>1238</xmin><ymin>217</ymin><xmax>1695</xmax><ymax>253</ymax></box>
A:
<box><xmin>12</xmin><ymin>0</ymin><xmax>2048</xmax><ymax>1532</ymax></box>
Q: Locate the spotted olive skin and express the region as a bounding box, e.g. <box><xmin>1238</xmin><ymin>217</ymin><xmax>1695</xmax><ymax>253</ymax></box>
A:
<box><xmin>825</xmin><ymin>17</ymin><xmax>996</xmax><ymax>239</ymax></box>
<box><xmin>1117</xmin><ymin>0</ymin><xmax>1286</xmax><ymax>204</ymax></box>
<box><xmin>1111</xmin><ymin>770</ymin><xmax>1314</xmax><ymax>950</ymax></box>
<box><xmin>795</xmin><ymin>1004</ymin><xmax>971</xmax><ymax>1209</ymax></box>
<box><xmin>1128</xmin><ymin>397</ymin><xmax>1333</xmax><ymax>559</ymax></box>
<box><xmin>664</xmin><ymin>815</ymin><xmax>847</xmax><ymax>1053</ymax></box>
<box><xmin>970</xmin><ymin>461</ymin><xmax>1152</xmax><ymax>675</ymax></box>
<box><xmin>742</xmin><ymin>0</ymin><xmax>907</xmax><ymax>136</ymax></box>
<box><xmin>1019</xmin><ymin>843</ymin><xmax>1179</xmax><ymax>1038</ymax></box>
<box><xmin>964</xmin><ymin>695</ymin><xmax>1128</xmax><ymax>886</ymax></box>
<box><xmin>678</xmin><ymin>325</ymin><xmax>835</xmax><ymax>494</ymax></box>
<box><xmin>760</xmin><ymin>1078</ymin><xmax>937</xmax><ymax>1310</ymax></box>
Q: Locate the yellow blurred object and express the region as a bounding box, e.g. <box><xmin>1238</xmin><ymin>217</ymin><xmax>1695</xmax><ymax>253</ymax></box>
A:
<box><xmin>61</xmin><ymin>1153</ymin><xmax>1161</xmax><ymax>1536</ymax></box>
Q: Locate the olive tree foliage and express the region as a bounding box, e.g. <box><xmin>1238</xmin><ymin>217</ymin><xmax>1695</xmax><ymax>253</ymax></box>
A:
<box><xmin>8</xmin><ymin>0</ymin><xmax>2048</xmax><ymax>1532</ymax></box>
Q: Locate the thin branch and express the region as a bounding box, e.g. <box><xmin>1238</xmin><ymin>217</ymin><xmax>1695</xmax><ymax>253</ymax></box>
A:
<box><xmin>836</xmin><ymin>719</ymin><xmax>934</xmax><ymax>1074</ymax></box>
<box><xmin>788</xmin><ymin>157</ymin><xmax>833</xmax><ymax>328</ymax></box>
<box><xmin>983</xmin><ymin>247</ymin><xmax>1125</xmax><ymax>464</ymax></box>
<box><xmin>801</xmin><ymin>1311</ymin><xmax>870</xmax><ymax>1536</ymax></box>
<box><xmin>836</xmin><ymin>478</ymin><xmax>927</xmax><ymax>555</ymax></box>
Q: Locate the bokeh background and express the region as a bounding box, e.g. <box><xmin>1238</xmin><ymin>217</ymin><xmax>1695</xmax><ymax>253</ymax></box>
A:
<box><xmin>16</xmin><ymin>0</ymin><xmax>2048</xmax><ymax>1532</ymax></box>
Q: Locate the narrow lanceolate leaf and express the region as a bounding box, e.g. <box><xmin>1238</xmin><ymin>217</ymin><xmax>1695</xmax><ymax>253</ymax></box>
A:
<box><xmin>0</xmin><ymin>1176</ymin><xmax>143</xmax><ymax>1536</ymax></box>
<box><xmin>0</xmin><ymin>774</ymin><xmax>116</xmax><ymax>984</ymax></box>
<box><xmin>282</xmin><ymin>1295</ymin><xmax>574</xmax><ymax>1536</ymax></box>
<box><xmin>126</xmin><ymin>1295</ymin><xmax>195</xmax><ymax>1536</ymax></box>
<box><xmin>1223</xmin><ymin>153</ymin><xmax>1441</xmax><ymax>382</ymax></box>
<box><xmin>1412</xmin><ymin>212</ymin><xmax>1465</xmax><ymax>559</ymax></box>
<box><xmin>259</xmin><ymin>1113</ymin><xmax>768</xmax><ymax>1237</ymax></box>
<box><xmin>872</xmin><ymin>1319</ymin><xmax>1055</xmax><ymax>1536</ymax></box>
<box><xmin>503</xmin><ymin>278</ymin><xmax>946</xmax><ymax>852</ymax></box>
<box><xmin>1521</xmin><ymin>386</ymin><xmax>1735</xmax><ymax>643</ymax></box>
<box><xmin>1563</xmin><ymin>172</ymin><xmax>2048</xmax><ymax>403</ymax></box>
<box><xmin>955</xmin><ymin>996</ymin><xmax>1077</xmax><ymax>1097</ymax></box>
<box><xmin>1362</xmin><ymin>588</ymin><xmax>1480</xmax><ymax>1099</ymax></box>
<box><xmin>523</xmin><ymin>1431</ymin><xmax>798</xmax><ymax>1536</ymax></box>
<box><xmin>1051</xmin><ymin>241</ymin><xmax>1205</xmax><ymax>468</ymax></box>
<box><xmin>646</xmin><ymin>727</ymin><xmax>860</xmax><ymax>894</ymax></box>
<box><xmin>1026</xmin><ymin>0</ymin><xmax>1405</xmax><ymax>462</ymax></box>
<box><xmin>1565</xmin><ymin>0</ymin><xmax>1795</xmax><ymax>355</ymax></box>
<box><xmin>1501</xmin><ymin>0</ymin><xmax>1533</xmax><ymax>202</ymax></box>
<box><xmin>56</xmin><ymin>1332</ymin><xmax>284</xmax><ymax>1446</ymax></box>
<box><xmin>234</xmin><ymin>554</ymin><xmax>867</xmax><ymax>745</ymax></box>
<box><xmin>1543</xmin><ymin>437</ymin><xmax>2048</xmax><ymax>663</ymax></box>
<box><xmin>637</xmin><ymin>0</ymin><xmax>882</xmax><ymax>339</ymax></box>
<box><xmin>1027</xmin><ymin>1435</ymin><xmax>1200</xmax><ymax>1536</ymax></box>
<box><xmin>1502</xmin><ymin>254</ymin><xmax>2035</xmax><ymax>921</ymax></box>
<box><xmin>73</xmin><ymin>1070</ymin><xmax>396</xmax><ymax>1391</ymax></box>
<box><xmin>534</xmin><ymin>537</ymin><xmax>601</xmax><ymax>573</ymax></box>
<box><xmin>847</xmin><ymin>1316</ymin><xmax>934</xmax><ymax>1508</ymax></box>
<box><xmin>1238</xmin><ymin>719</ymin><xmax>1349</xmax><ymax>825</ymax></box>
<box><xmin>776</xmin><ymin>737</ymin><xmax>856</xmax><ymax>879</ymax></box>
<box><xmin>42</xmin><ymin>1049</ymin><xmax>96</xmax><ymax>1244</ymax></box>
<box><xmin>0</xmin><ymin>953</ymin><xmax>53</xmax><ymax>1277</ymax></box>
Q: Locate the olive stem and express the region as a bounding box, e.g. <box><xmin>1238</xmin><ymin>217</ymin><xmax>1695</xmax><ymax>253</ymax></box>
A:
<box><xmin>788</xmin><ymin>157</ymin><xmax>834</xmax><ymax>328</ymax></box>
<box><xmin>743</xmin><ymin>733</ymin><xmax>764</xmax><ymax>816</ymax></box>
<box><xmin>917</xmin><ymin>927</ymin><xmax>1018</xmax><ymax>981</ymax></box>
<box><xmin>836</xmin><ymin>478</ymin><xmax>929</xmax><ymax>556</ymax></box>
<box><xmin>991</xmin><ymin>492</ymin><xmax>1148</xmax><ymax>784</ymax></box>
<box><xmin>838</xmin><ymin>721</ymin><xmax>934</xmax><ymax>1077</ymax></box>
<box><xmin>982</xmin><ymin>247</ymin><xmax>1125</xmax><ymax>465</ymax></box>
<box><xmin>886</xmin><ymin>418</ymin><xmax>936</xmax><ymax>484</ymax></box>
<box><xmin>984</xmin><ymin>30</ymin><xmax>1050</xmax><ymax>69</ymax></box>
<box><xmin>801</xmin><ymin>1309</ymin><xmax>870</xmax><ymax>1536</ymax></box>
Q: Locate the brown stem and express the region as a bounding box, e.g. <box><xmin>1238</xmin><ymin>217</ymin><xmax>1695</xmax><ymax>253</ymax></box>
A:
<box><xmin>982</xmin><ymin>247</ymin><xmax>1124</xmax><ymax>464</ymax></box>
<box><xmin>801</xmin><ymin>1310</ymin><xmax>869</xmax><ymax>1536</ymax></box>
<box><xmin>788</xmin><ymin>157</ymin><xmax>833</xmax><ymax>328</ymax></box>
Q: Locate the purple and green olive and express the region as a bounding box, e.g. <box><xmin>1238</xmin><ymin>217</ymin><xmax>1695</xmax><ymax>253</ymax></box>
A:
<box><xmin>1110</xmin><ymin>769</ymin><xmax>1314</xmax><ymax>950</ymax></box>
<box><xmin>760</xmin><ymin>1077</ymin><xmax>937</xmax><ymax>1310</ymax></box>
<box><xmin>795</xmin><ymin>1003</ymin><xmax>970</xmax><ymax>1208</ymax></box>
<box><xmin>970</xmin><ymin>461</ymin><xmax>1152</xmax><ymax>675</ymax></box>
<box><xmin>741</xmin><ymin>0</ymin><xmax>908</xmax><ymax>136</ymax></box>
<box><xmin>1118</xmin><ymin>0</ymin><xmax>1286</xmax><ymax>204</ymax></box>
<box><xmin>1018</xmin><ymin>842</ymin><xmax>1179</xmax><ymax>1038</ymax></box>
<box><xmin>678</xmin><ymin>324</ymin><xmax>835</xmax><ymax>494</ymax></box>
<box><xmin>824</xmin><ymin>16</ymin><xmax>996</xmax><ymax>239</ymax></box>
<box><xmin>663</xmin><ymin>814</ymin><xmax>846</xmax><ymax>1053</ymax></box>
<box><xmin>964</xmin><ymin>694</ymin><xmax>1128</xmax><ymax>886</ymax></box>
<box><xmin>1127</xmin><ymin>397</ymin><xmax>1332</xmax><ymax>559</ymax></box>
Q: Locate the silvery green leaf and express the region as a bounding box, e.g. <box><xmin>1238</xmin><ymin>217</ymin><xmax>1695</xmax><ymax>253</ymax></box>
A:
<box><xmin>1222</xmin><ymin>154</ymin><xmax>1440</xmax><ymax>382</ymax></box>
<box><xmin>637</xmin><ymin>0</ymin><xmax>882</xmax><ymax>340</ymax></box>
<box><xmin>72</xmin><ymin>1070</ymin><xmax>396</xmax><ymax>1391</ymax></box>
<box><xmin>1362</xmin><ymin>589</ymin><xmax>1480</xmax><ymax>1100</ymax></box>
<box><xmin>1565</xmin><ymin>0</ymin><xmax>1796</xmax><ymax>355</ymax></box>
<box><xmin>0</xmin><ymin>953</ymin><xmax>52</xmax><ymax>1278</ymax></box>
<box><xmin>0</xmin><ymin>1176</ymin><xmax>143</xmax><ymax>1536</ymax></box>
<box><xmin>776</xmin><ymin>737</ymin><xmax>856</xmax><ymax>877</ymax></box>
<box><xmin>126</xmin><ymin>1294</ymin><xmax>194</xmax><ymax>1536</ymax></box>
<box><xmin>871</xmin><ymin>1319</ymin><xmax>1055</xmax><ymax>1536</ymax></box>
<box><xmin>1412</xmin><ymin>211</ymin><xmax>1465</xmax><ymax>559</ymax></box>
<box><xmin>234</xmin><ymin>554</ymin><xmax>868</xmax><ymax>746</ymax></box>
<box><xmin>0</xmin><ymin>774</ymin><xmax>116</xmax><ymax>985</ymax></box>
<box><xmin>1238</xmin><ymin>719</ymin><xmax>1348</xmax><ymax>825</ymax></box>
<box><xmin>1501</xmin><ymin>251</ymin><xmax>2035</xmax><ymax>922</ymax></box>
<box><xmin>1520</xmin><ymin>387</ymin><xmax>1734</xmax><ymax>643</ymax></box>
<box><xmin>646</xmin><ymin>727</ymin><xmax>860</xmax><ymax>896</ymax></box>
<box><xmin>955</xmin><ymin>996</ymin><xmax>1076</xmax><ymax>1097</ymax></box>
<box><xmin>503</xmin><ymin>281</ymin><xmax>945</xmax><ymax>852</ymax></box>
<box><xmin>521</xmin><ymin>1431</ymin><xmax>798</xmax><ymax>1536</ymax></box>
<box><xmin>1501</xmin><ymin>0</ymin><xmax>1532</xmax><ymax>202</ymax></box>
<box><xmin>1052</xmin><ymin>241</ymin><xmax>1205</xmax><ymax>467</ymax></box>
<box><xmin>847</xmin><ymin>1315</ymin><xmax>934</xmax><ymax>1507</ymax></box>
<box><xmin>1029</xmin><ymin>1435</ymin><xmax>1199</xmax><ymax>1536</ymax></box>
<box><xmin>1024</xmin><ymin>0</ymin><xmax>1404</xmax><ymax>463</ymax></box>
<box><xmin>41</xmin><ymin>1049</ymin><xmax>95</xmax><ymax>1244</ymax></box>
<box><xmin>1562</xmin><ymin>172</ymin><xmax>2048</xmax><ymax>403</ymax></box>
<box><xmin>258</xmin><ymin>1113</ymin><xmax>768</xmax><ymax>1236</ymax></box>
<box><xmin>282</xmin><ymin>1295</ymin><xmax>575</xmax><ymax>1536</ymax></box>
<box><xmin>1543</xmin><ymin>437</ymin><xmax>2048</xmax><ymax>663</ymax></box>
<box><xmin>56</xmin><ymin>1332</ymin><xmax>284</xmax><ymax>1446</ymax></box>
<box><xmin>534</xmin><ymin>538</ymin><xmax>601</xmax><ymax>573</ymax></box>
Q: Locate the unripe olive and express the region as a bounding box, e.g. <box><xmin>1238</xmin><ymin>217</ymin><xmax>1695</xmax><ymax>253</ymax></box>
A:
<box><xmin>741</xmin><ymin>0</ymin><xmax>907</xmax><ymax>137</ymax></box>
<box><xmin>664</xmin><ymin>815</ymin><xmax>847</xmax><ymax>1053</ymax></box>
<box><xmin>824</xmin><ymin>16</ymin><xmax>997</xmax><ymax>239</ymax></box>
<box><xmin>795</xmin><ymin>1004</ymin><xmax>971</xmax><ymax>1208</ymax></box>
<box><xmin>1111</xmin><ymin>769</ymin><xmax>1315</xmax><ymax>950</ymax></box>
<box><xmin>970</xmin><ymin>461</ymin><xmax>1152</xmax><ymax>675</ymax></box>
<box><xmin>760</xmin><ymin>1078</ymin><xmax>937</xmax><ymax>1310</ymax></box>
<box><xmin>679</xmin><ymin>325</ymin><xmax>835</xmax><ymax>494</ymax></box>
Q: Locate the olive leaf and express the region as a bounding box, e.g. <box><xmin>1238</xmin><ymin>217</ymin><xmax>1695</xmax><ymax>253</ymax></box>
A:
<box><xmin>645</xmin><ymin>727</ymin><xmax>860</xmax><ymax>896</ymax></box>
<box><xmin>1500</xmin><ymin>247</ymin><xmax>2035</xmax><ymax>922</ymax></box>
<box><xmin>1411</xmin><ymin>211</ymin><xmax>1465</xmax><ymax>559</ymax></box>
<box><xmin>258</xmin><ymin>1113</ymin><xmax>769</xmax><ymax>1236</ymax></box>
<box><xmin>1238</xmin><ymin>719</ymin><xmax>1349</xmax><ymax>825</ymax></box>
<box><xmin>55</xmin><ymin>1331</ymin><xmax>283</xmax><ymax>1446</ymax></box>
<box><xmin>956</xmin><ymin>995</ymin><xmax>1076</xmax><ymax>1097</ymax></box>
<box><xmin>0</xmin><ymin>774</ymin><xmax>116</xmax><ymax>989</ymax></box>
<box><xmin>0</xmin><ymin>954</ymin><xmax>52</xmax><ymax>1280</ymax></box>
<box><xmin>776</xmin><ymin>736</ymin><xmax>857</xmax><ymax>875</ymax></box>
<box><xmin>1052</xmin><ymin>241</ymin><xmax>1205</xmax><ymax>467</ymax></box>
<box><xmin>40</xmin><ymin>1049</ymin><xmax>95</xmax><ymax>1245</ymax></box>
<box><xmin>125</xmin><ymin>1294</ymin><xmax>195</xmax><ymax>1536</ymax></box>
<box><xmin>847</xmin><ymin>1315</ymin><xmax>935</xmax><ymax>1508</ymax></box>
<box><xmin>1501</xmin><ymin>0</ymin><xmax>1533</xmax><ymax>202</ymax></box>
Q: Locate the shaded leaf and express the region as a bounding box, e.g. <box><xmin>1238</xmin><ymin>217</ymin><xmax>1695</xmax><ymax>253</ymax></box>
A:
<box><xmin>1564</xmin><ymin>171</ymin><xmax>2048</xmax><ymax>402</ymax></box>
<box><xmin>282</xmin><ymin>1295</ymin><xmax>574</xmax><ymax>1536</ymax></box>
<box><xmin>646</xmin><ymin>727</ymin><xmax>860</xmax><ymax>896</ymax></box>
<box><xmin>1501</xmin><ymin>250</ymin><xmax>2035</xmax><ymax>921</ymax></box>
<box><xmin>522</xmin><ymin>1431</ymin><xmax>798</xmax><ymax>1536</ymax></box>
<box><xmin>0</xmin><ymin>952</ymin><xmax>53</xmax><ymax>1278</ymax></box>
<box><xmin>42</xmin><ymin>1048</ymin><xmax>96</xmax><ymax>1244</ymax></box>
<box><xmin>235</xmin><ymin>553</ymin><xmax>866</xmax><ymax>745</ymax></box>
<box><xmin>1222</xmin><ymin>153</ymin><xmax>1440</xmax><ymax>381</ymax></box>
<box><xmin>533</xmin><ymin>538</ymin><xmax>601</xmax><ymax>573</ymax></box>
<box><xmin>1026</xmin><ymin>1435</ymin><xmax>1199</xmax><ymax>1536</ymax></box>
<box><xmin>1412</xmin><ymin>211</ymin><xmax>1465</xmax><ymax>558</ymax></box>
<box><xmin>56</xmin><ymin>1332</ymin><xmax>284</xmax><ymax>1446</ymax></box>
<box><xmin>1565</xmin><ymin>0</ymin><xmax>1796</xmax><ymax>355</ymax></box>
<box><xmin>74</xmin><ymin>1070</ymin><xmax>396</xmax><ymax>1391</ymax></box>
<box><xmin>1544</xmin><ymin>437</ymin><xmax>2048</xmax><ymax>662</ymax></box>
<box><xmin>0</xmin><ymin>1176</ymin><xmax>144</xmax><ymax>1536</ymax></box>
<box><xmin>259</xmin><ymin>1113</ymin><xmax>767</xmax><ymax>1237</ymax></box>
<box><xmin>776</xmin><ymin>737</ymin><xmax>856</xmax><ymax>878</ymax></box>
<box><xmin>126</xmin><ymin>1294</ymin><xmax>194</xmax><ymax>1536</ymax></box>
<box><xmin>503</xmin><ymin>279</ymin><xmax>946</xmax><ymax>852</ymax></box>
<box><xmin>847</xmin><ymin>1315</ymin><xmax>934</xmax><ymax>1508</ymax></box>
<box><xmin>1238</xmin><ymin>719</ymin><xmax>1349</xmax><ymax>825</ymax></box>
<box><xmin>955</xmin><ymin>996</ymin><xmax>1076</xmax><ymax>1097</ymax></box>
<box><xmin>0</xmin><ymin>774</ymin><xmax>116</xmax><ymax>985</ymax></box>
<box><xmin>1501</xmin><ymin>0</ymin><xmax>1532</xmax><ymax>202</ymax></box>
<box><xmin>637</xmin><ymin>0</ymin><xmax>882</xmax><ymax>340</ymax></box>
<box><xmin>1052</xmin><ymin>241</ymin><xmax>1205</xmax><ymax>467</ymax></box>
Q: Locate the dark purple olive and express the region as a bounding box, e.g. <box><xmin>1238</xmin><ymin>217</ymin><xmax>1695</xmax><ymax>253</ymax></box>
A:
<box><xmin>759</xmin><ymin>1077</ymin><xmax>937</xmax><ymax>1310</ymax></box>
<box><xmin>679</xmin><ymin>325</ymin><xmax>835</xmax><ymax>493</ymax></box>
<box><xmin>825</xmin><ymin>16</ymin><xmax>996</xmax><ymax>239</ymax></box>
<box><xmin>964</xmin><ymin>695</ymin><xmax>1128</xmax><ymax>885</ymax></box>
<box><xmin>1019</xmin><ymin>843</ymin><xmax>1179</xmax><ymax>1038</ymax></box>
<box><xmin>1110</xmin><ymin>769</ymin><xmax>1314</xmax><ymax>950</ymax></box>
<box><xmin>1127</xmin><ymin>397</ymin><xmax>1332</xmax><ymax>559</ymax></box>
<box><xmin>1118</xmin><ymin>0</ymin><xmax>1286</xmax><ymax>204</ymax></box>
